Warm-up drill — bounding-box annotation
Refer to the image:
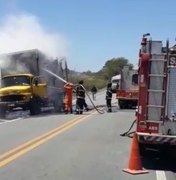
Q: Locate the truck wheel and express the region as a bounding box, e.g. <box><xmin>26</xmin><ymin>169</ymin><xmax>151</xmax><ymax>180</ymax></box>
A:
<box><xmin>22</xmin><ymin>106</ymin><xmax>28</xmax><ymax>111</ymax></box>
<box><xmin>119</xmin><ymin>104</ymin><xmax>124</xmax><ymax>109</ymax></box>
<box><xmin>53</xmin><ymin>101</ymin><xmax>60</xmax><ymax>113</ymax></box>
<box><xmin>53</xmin><ymin>99</ymin><xmax>64</xmax><ymax>113</ymax></box>
<box><xmin>29</xmin><ymin>99</ymin><xmax>41</xmax><ymax>115</ymax></box>
<box><xmin>118</xmin><ymin>100</ymin><xmax>126</xmax><ymax>109</ymax></box>
<box><xmin>139</xmin><ymin>143</ymin><xmax>146</xmax><ymax>157</ymax></box>
<box><xmin>0</xmin><ymin>107</ymin><xmax>6</xmax><ymax>119</ymax></box>
<box><xmin>128</xmin><ymin>103</ymin><xmax>133</xmax><ymax>109</ymax></box>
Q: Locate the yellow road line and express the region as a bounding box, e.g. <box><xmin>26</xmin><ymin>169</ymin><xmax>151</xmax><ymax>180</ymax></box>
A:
<box><xmin>0</xmin><ymin>116</ymin><xmax>83</xmax><ymax>160</ymax></box>
<box><xmin>0</xmin><ymin>113</ymin><xmax>95</xmax><ymax>168</ymax></box>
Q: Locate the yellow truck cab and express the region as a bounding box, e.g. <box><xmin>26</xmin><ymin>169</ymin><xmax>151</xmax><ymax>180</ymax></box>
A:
<box><xmin>0</xmin><ymin>73</ymin><xmax>48</xmax><ymax>117</ymax></box>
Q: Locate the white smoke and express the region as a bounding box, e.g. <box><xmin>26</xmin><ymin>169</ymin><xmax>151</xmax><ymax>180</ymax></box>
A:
<box><xmin>0</xmin><ymin>13</ymin><xmax>69</xmax><ymax>58</ymax></box>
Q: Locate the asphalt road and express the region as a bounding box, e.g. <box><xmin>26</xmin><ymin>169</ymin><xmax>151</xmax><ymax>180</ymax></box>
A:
<box><xmin>0</xmin><ymin>91</ymin><xmax>175</xmax><ymax>180</ymax></box>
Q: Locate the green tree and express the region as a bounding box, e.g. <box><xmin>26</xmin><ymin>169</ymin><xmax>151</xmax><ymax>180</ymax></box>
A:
<box><xmin>100</xmin><ymin>57</ymin><xmax>133</xmax><ymax>80</ymax></box>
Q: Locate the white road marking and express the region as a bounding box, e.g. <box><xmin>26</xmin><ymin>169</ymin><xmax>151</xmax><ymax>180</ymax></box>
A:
<box><xmin>156</xmin><ymin>171</ymin><xmax>167</xmax><ymax>180</ymax></box>
<box><xmin>0</xmin><ymin>118</ymin><xmax>24</xmax><ymax>124</ymax></box>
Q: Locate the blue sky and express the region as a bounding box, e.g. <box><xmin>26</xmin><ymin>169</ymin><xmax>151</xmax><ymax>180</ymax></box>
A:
<box><xmin>0</xmin><ymin>0</ymin><xmax>176</xmax><ymax>72</ymax></box>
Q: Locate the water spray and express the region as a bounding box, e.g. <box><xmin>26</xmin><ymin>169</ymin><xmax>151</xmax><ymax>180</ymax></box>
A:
<box><xmin>42</xmin><ymin>68</ymin><xmax>67</xmax><ymax>83</ymax></box>
<box><xmin>42</xmin><ymin>68</ymin><xmax>105</xmax><ymax>114</ymax></box>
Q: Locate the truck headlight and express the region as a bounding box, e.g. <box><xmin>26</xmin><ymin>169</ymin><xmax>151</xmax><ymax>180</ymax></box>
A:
<box><xmin>23</xmin><ymin>96</ymin><xmax>27</xmax><ymax>100</ymax></box>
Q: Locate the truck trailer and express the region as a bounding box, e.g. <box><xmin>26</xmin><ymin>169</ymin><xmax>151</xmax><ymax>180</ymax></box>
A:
<box><xmin>0</xmin><ymin>49</ymin><xmax>68</xmax><ymax>117</ymax></box>
<box><xmin>116</xmin><ymin>66</ymin><xmax>138</xmax><ymax>109</ymax></box>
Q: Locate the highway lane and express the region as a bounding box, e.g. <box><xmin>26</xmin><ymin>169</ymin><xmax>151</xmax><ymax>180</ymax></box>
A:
<box><xmin>0</xmin><ymin>92</ymin><xmax>175</xmax><ymax>180</ymax></box>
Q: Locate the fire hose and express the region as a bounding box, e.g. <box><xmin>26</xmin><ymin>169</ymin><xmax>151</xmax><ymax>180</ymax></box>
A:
<box><xmin>42</xmin><ymin>68</ymin><xmax>105</xmax><ymax>114</ymax></box>
<box><xmin>120</xmin><ymin>119</ymin><xmax>136</xmax><ymax>138</ymax></box>
<box><xmin>76</xmin><ymin>84</ymin><xmax>105</xmax><ymax>114</ymax></box>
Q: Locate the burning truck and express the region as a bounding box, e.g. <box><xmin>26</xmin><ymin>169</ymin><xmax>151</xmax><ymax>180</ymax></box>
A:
<box><xmin>0</xmin><ymin>49</ymin><xmax>68</xmax><ymax>117</ymax></box>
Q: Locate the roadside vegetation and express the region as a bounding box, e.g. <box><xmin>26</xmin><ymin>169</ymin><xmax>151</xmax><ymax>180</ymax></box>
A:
<box><xmin>68</xmin><ymin>57</ymin><xmax>133</xmax><ymax>90</ymax></box>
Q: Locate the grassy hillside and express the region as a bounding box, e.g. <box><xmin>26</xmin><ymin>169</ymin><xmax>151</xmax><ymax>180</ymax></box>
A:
<box><xmin>67</xmin><ymin>57</ymin><xmax>134</xmax><ymax>91</ymax></box>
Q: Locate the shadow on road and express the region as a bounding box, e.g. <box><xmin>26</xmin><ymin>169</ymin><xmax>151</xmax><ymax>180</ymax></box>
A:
<box><xmin>142</xmin><ymin>151</ymin><xmax>176</xmax><ymax>172</ymax></box>
<box><xmin>1</xmin><ymin>104</ymin><xmax>104</xmax><ymax>121</ymax></box>
<box><xmin>1</xmin><ymin>103</ymin><xmax>136</xmax><ymax>121</ymax></box>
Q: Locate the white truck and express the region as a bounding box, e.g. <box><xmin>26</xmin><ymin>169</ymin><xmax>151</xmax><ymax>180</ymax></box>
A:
<box><xmin>111</xmin><ymin>74</ymin><xmax>121</xmax><ymax>93</ymax></box>
<box><xmin>116</xmin><ymin>66</ymin><xmax>139</xmax><ymax>109</ymax></box>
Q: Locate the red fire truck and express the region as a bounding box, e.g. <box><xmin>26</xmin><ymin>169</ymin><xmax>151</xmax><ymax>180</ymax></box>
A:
<box><xmin>137</xmin><ymin>33</ymin><xmax>176</xmax><ymax>154</ymax></box>
<box><xmin>116</xmin><ymin>66</ymin><xmax>139</xmax><ymax>109</ymax></box>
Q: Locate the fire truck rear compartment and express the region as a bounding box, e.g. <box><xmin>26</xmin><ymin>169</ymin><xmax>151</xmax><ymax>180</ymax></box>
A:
<box><xmin>136</xmin><ymin>36</ymin><xmax>176</xmax><ymax>157</ymax></box>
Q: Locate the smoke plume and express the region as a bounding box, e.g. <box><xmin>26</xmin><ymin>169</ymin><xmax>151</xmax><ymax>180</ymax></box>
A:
<box><xmin>0</xmin><ymin>13</ymin><xmax>69</xmax><ymax>75</ymax></box>
<box><xmin>0</xmin><ymin>13</ymin><xmax>68</xmax><ymax>58</ymax></box>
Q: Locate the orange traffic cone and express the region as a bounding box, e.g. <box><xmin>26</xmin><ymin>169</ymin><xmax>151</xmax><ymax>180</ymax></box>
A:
<box><xmin>123</xmin><ymin>133</ymin><xmax>149</xmax><ymax>175</ymax></box>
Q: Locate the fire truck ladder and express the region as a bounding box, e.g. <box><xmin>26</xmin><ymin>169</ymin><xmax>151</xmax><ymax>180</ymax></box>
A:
<box><xmin>146</xmin><ymin>52</ymin><xmax>168</xmax><ymax>122</ymax></box>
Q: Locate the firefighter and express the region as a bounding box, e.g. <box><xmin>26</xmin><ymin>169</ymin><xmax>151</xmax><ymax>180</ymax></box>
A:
<box><xmin>83</xmin><ymin>99</ymin><xmax>89</xmax><ymax>111</ymax></box>
<box><xmin>75</xmin><ymin>80</ymin><xmax>86</xmax><ymax>114</ymax></box>
<box><xmin>64</xmin><ymin>82</ymin><xmax>74</xmax><ymax>114</ymax></box>
<box><xmin>91</xmin><ymin>85</ymin><xmax>97</xmax><ymax>100</ymax></box>
<box><xmin>106</xmin><ymin>82</ymin><xmax>113</xmax><ymax>112</ymax></box>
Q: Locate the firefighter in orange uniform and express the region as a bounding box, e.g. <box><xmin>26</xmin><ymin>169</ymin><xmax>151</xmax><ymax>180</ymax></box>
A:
<box><xmin>64</xmin><ymin>82</ymin><xmax>74</xmax><ymax>114</ymax></box>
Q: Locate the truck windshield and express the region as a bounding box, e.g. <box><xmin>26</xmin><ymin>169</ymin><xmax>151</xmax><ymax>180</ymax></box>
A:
<box><xmin>1</xmin><ymin>76</ymin><xmax>31</xmax><ymax>87</ymax></box>
<box><xmin>112</xmin><ymin>79</ymin><xmax>120</xmax><ymax>84</ymax></box>
<box><xmin>132</xmin><ymin>74</ymin><xmax>138</xmax><ymax>85</ymax></box>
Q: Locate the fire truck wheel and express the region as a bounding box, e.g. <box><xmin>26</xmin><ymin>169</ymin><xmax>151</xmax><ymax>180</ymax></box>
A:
<box><xmin>118</xmin><ymin>100</ymin><xmax>127</xmax><ymax>109</ymax></box>
<box><xmin>168</xmin><ymin>145</ymin><xmax>176</xmax><ymax>158</ymax></box>
<box><xmin>139</xmin><ymin>143</ymin><xmax>146</xmax><ymax>157</ymax></box>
